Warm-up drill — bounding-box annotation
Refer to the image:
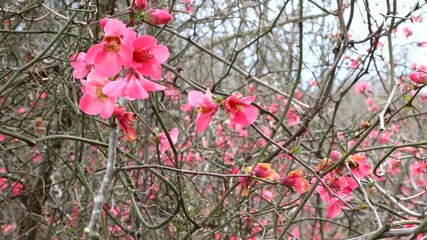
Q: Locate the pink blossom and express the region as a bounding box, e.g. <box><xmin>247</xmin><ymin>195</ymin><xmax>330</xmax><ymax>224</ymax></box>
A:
<box><xmin>327</xmin><ymin>197</ymin><xmax>344</xmax><ymax>219</ymax></box>
<box><xmin>79</xmin><ymin>71</ymin><xmax>117</xmax><ymax>118</ymax></box>
<box><xmin>183</xmin><ymin>0</ymin><xmax>193</xmax><ymax>14</ymax></box>
<box><xmin>128</xmin><ymin>35</ymin><xmax>170</xmax><ymax>80</ymax></box>
<box><xmin>180</xmin><ymin>103</ymin><xmax>193</xmax><ymax>113</ymax></box>
<box><xmin>402</xmin><ymin>26</ymin><xmax>413</xmax><ymax>39</ymax></box>
<box><xmin>280</xmin><ymin>169</ymin><xmax>310</xmax><ymax>194</ymax></box>
<box><xmin>144</xmin><ymin>9</ymin><xmax>173</xmax><ymax>25</ymax></box>
<box><xmin>11</xmin><ymin>182</ymin><xmax>24</xmax><ymax>196</ymax></box>
<box><xmin>354</xmin><ymin>82</ymin><xmax>372</xmax><ymax>94</ymax></box>
<box><xmin>347</xmin><ymin>154</ymin><xmax>371</xmax><ymax>179</ymax></box>
<box><xmin>261</xmin><ymin>190</ymin><xmax>273</xmax><ymax>201</ymax></box>
<box><xmin>251</xmin><ymin>163</ymin><xmax>275</xmax><ymax>179</ymax></box>
<box><xmin>187</xmin><ymin>89</ymin><xmax>219</xmax><ymax>134</ymax></box>
<box><xmin>102</xmin><ymin>68</ymin><xmax>166</xmax><ymax>100</ymax></box>
<box><xmin>70</xmin><ymin>52</ymin><xmax>92</xmax><ymax>79</ymax></box>
<box><xmin>409</xmin><ymin>72</ymin><xmax>427</xmax><ymax>84</ymax></box>
<box><xmin>226</xmin><ymin>119</ymin><xmax>248</xmax><ymax>137</ymax></box>
<box><xmin>157</xmin><ymin>128</ymin><xmax>179</xmax><ymax>154</ymax></box>
<box><xmin>0</xmin><ymin>177</ymin><xmax>8</xmax><ymax>192</ymax></box>
<box><xmin>134</xmin><ymin>0</ymin><xmax>147</xmax><ymax>11</ymax></box>
<box><xmin>316</xmin><ymin>174</ymin><xmax>358</xmax><ymax>202</ymax></box>
<box><xmin>287</xmin><ymin>110</ymin><xmax>300</xmax><ymax>126</ymax></box>
<box><xmin>330</xmin><ymin>150</ymin><xmax>341</xmax><ymax>161</ymax></box>
<box><xmin>85</xmin><ymin>19</ymin><xmax>134</xmax><ymax>77</ymax></box>
<box><xmin>223</xmin><ymin>93</ymin><xmax>258</xmax><ymax>127</ymax></box>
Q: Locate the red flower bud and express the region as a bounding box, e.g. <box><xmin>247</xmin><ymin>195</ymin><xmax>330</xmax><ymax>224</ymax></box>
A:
<box><xmin>144</xmin><ymin>9</ymin><xmax>173</xmax><ymax>25</ymax></box>
<box><xmin>134</xmin><ymin>0</ymin><xmax>148</xmax><ymax>11</ymax></box>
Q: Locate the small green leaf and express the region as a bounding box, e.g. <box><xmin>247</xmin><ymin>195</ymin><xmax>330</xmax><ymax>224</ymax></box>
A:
<box><xmin>293</xmin><ymin>146</ymin><xmax>302</xmax><ymax>154</ymax></box>
<box><xmin>404</xmin><ymin>94</ymin><xmax>411</xmax><ymax>101</ymax></box>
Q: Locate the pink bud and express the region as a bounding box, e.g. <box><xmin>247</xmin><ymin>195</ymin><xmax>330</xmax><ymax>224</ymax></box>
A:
<box><xmin>134</xmin><ymin>0</ymin><xmax>147</xmax><ymax>11</ymax></box>
<box><xmin>145</xmin><ymin>9</ymin><xmax>173</xmax><ymax>25</ymax></box>
<box><xmin>410</xmin><ymin>72</ymin><xmax>427</xmax><ymax>84</ymax></box>
<box><xmin>330</xmin><ymin>150</ymin><xmax>341</xmax><ymax>161</ymax></box>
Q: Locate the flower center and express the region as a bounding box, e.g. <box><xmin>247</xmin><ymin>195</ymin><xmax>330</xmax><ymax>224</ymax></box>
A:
<box><xmin>227</xmin><ymin>97</ymin><xmax>243</xmax><ymax>112</ymax></box>
<box><xmin>133</xmin><ymin>49</ymin><xmax>154</xmax><ymax>63</ymax></box>
<box><xmin>103</xmin><ymin>36</ymin><xmax>121</xmax><ymax>53</ymax></box>
<box><xmin>96</xmin><ymin>86</ymin><xmax>108</xmax><ymax>100</ymax></box>
<box><xmin>196</xmin><ymin>106</ymin><xmax>213</xmax><ymax>114</ymax></box>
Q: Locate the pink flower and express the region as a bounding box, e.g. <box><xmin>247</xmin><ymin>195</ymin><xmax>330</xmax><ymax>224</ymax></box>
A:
<box><xmin>280</xmin><ymin>169</ymin><xmax>310</xmax><ymax>194</ymax></box>
<box><xmin>409</xmin><ymin>72</ymin><xmax>427</xmax><ymax>85</ymax></box>
<box><xmin>286</xmin><ymin>110</ymin><xmax>300</xmax><ymax>126</ymax></box>
<box><xmin>187</xmin><ymin>89</ymin><xmax>219</xmax><ymax>134</ymax></box>
<box><xmin>261</xmin><ymin>190</ymin><xmax>273</xmax><ymax>201</ymax></box>
<box><xmin>326</xmin><ymin>197</ymin><xmax>344</xmax><ymax>219</ymax></box>
<box><xmin>157</xmin><ymin>128</ymin><xmax>179</xmax><ymax>154</ymax></box>
<box><xmin>402</xmin><ymin>26</ymin><xmax>413</xmax><ymax>39</ymax></box>
<box><xmin>11</xmin><ymin>182</ymin><xmax>24</xmax><ymax>196</ymax></box>
<box><xmin>85</xmin><ymin>19</ymin><xmax>134</xmax><ymax>77</ymax></box>
<box><xmin>330</xmin><ymin>150</ymin><xmax>341</xmax><ymax>161</ymax></box>
<box><xmin>223</xmin><ymin>93</ymin><xmax>258</xmax><ymax>127</ymax></box>
<box><xmin>0</xmin><ymin>177</ymin><xmax>8</xmax><ymax>192</ymax></box>
<box><xmin>347</xmin><ymin>154</ymin><xmax>371</xmax><ymax>179</ymax></box>
<box><xmin>134</xmin><ymin>0</ymin><xmax>147</xmax><ymax>11</ymax></box>
<box><xmin>129</xmin><ymin>35</ymin><xmax>169</xmax><ymax>80</ymax></box>
<box><xmin>183</xmin><ymin>0</ymin><xmax>193</xmax><ymax>13</ymax></box>
<box><xmin>354</xmin><ymin>82</ymin><xmax>372</xmax><ymax>94</ymax></box>
<box><xmin>144</xmin><ymin>9</ymin><xmax>173</xmax><ymax>25</ymax></box>
<box><xmin>70</xmin><ymin>52</ymin><xmax>92</xmax><ymax>79</ymax></box>
<box><xmin>251</xmin><ymin>163</ymin><xmax>275</xmax><ymax>179</ymax></box>
<box><xmin>103</xmin><ymin>68</ymin><xmax>166</xmax><ymax>100</ymax></box>
<box><xmin>79</xmin><ymin>71</ymin><xmax>117</xmax><ymax>118</ymax></box>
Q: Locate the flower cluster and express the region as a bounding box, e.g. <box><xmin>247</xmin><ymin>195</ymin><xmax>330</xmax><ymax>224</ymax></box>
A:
<box><xmin>314</xmin><ymin>151</ymin><xmax>372</xmax><ymax>219</ymax></box>
<box><xmin>70</xmin><ymin>18</ymin><xmax>170</xmax><ymax>120</ymax></box>
<box><xmin>238</xmin><ymin>163</ymin><xmax>276</xmax><ymax>197</ymax></box>
<box><xmin>187</xmin><ymin>89</ymin><xmax>258</xmax><ymax>133</ymax></box>
<box><xmin>133</xmin><ymin>0</ymin><xmax>174</xmax><ymax>25</ymax></box>
<box><xmin>70</xmin><ymin>18</ymin><xmax>172</xmax><ymax>146</ymax></box>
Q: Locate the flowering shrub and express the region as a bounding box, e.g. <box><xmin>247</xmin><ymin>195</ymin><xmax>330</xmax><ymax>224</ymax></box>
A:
<box><xmin>1</xmin><ymin>0</ymin><xmax>427</xmax><ymax>240</ymax></box>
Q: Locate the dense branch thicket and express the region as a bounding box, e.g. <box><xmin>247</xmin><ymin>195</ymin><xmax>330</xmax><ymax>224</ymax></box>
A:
<box><xmin>1</xmin><ymin>0</ymin><xmax>427</xmax><ymax>239</ymax></box>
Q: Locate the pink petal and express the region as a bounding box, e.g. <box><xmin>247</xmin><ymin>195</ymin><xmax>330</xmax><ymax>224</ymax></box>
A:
<box><xmin>103</xmin><ymin>19</ymin><xmax>126</xmax><ymax>37</ymax></box>
<box><xmin>133</xmin><ymin>35</ymin><xmax>158</xmax><ymax>49</ymax></box>
<box><xmin>151</xmin><ymin>45</ymin><xmax>170</xmax><ymax>63</ymax></box>
<box><xmin>70</xmin><ymin>52</ymin><xmax>86</xmax><ymax>68</ymax></box>
<box><xmin>73</xmin><ymin>68</ymin><xmax>90</xmax><ymax>79</ymax></box>
<box><xmin>103</xmin><ymin>79</ymin><xmax>126</xmax><ymax>97</ymax></box>
<box><xmin>140</xmin><ymin>78</ymin><xmax>166</xmax><ymax>91</ymax></box>
<box><xmin>188</xmin><ymin>91</ymin><xmax>207</xmax><ymax>107</ymax></box>
<box><xmin>347</xmin><ymin>176</ymin><xmax>359</xmax><ymax>190</ymax></box>
<box><xmin>118</xmin><ymin>43</ymin><xmax>133</xmax><ymax>67</ymax></box>
<box><xmin>94</xmin><ymin>52</ymin><xmax>122</xmax><ymax>77</ymax></box>
<box><xmin>79</xmin><ymin>94</ymin><xmax>104</xmax><ymax>115</ymax></box>
<box><xmin>315</xmin><ymin>186</ymin><xmax>330</xmax><ymax>202</ymax></box>
<box><xmin>99</xmin><ymin>98</ymin><xmax>116</xmax><ymax>119</ymax></box>
<box><xmin>326</xmin><ymin>198</ymin><xmax>342</xmax><ymax>219</ymax></box>
<box><xmin>233</xmin><ymin>105</ymin><xmax>258</xmax><ymax>127</ymax></box>
<box><xmin>149</xmin><ymin>64</ymin><xmax>163</xmax><ymax>80</ymax></box>
<box><xmin>240</xmin><ymin>95</ymin><xmax>256</xmax><ymax>104</ymax></box>
<box><xmin>85</xmin><ymin>44</ymin><xmax>104</xmax><ymax>64</ymax></box>
<box><xmin>169</xmin><ymin>128</ymin><xmax>179</xmax><ymax>144</ymax></box>
<box><xmin>125</xmin><ymin>79</ymin><xmax>149</xmax><ymax>99</ymax></box>
<box><xmin>195</xmin><ymin>114</ymin><xmax>212</xmax><ymax>134</ymax></box>
<box><xmin>122</xmin><ymin>28</ymin><xmax>137</xmax><ymax>44</ymax></box>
